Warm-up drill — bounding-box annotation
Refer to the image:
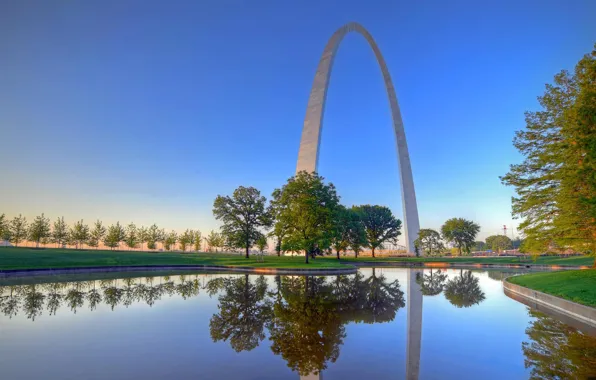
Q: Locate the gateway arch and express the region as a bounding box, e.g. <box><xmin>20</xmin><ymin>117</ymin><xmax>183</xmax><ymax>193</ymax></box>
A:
<box><xmin>296</xmin><ymin>22</ymin><xmax>420</xmax><ymax>254</ymax></box>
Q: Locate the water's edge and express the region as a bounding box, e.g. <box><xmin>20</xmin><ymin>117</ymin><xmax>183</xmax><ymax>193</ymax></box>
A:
<box><xmin>503</xmin><ymin>279</ymin><xmax>596</xmax><ymax>329</ymax></box>
<box><xmin>0</xmin><ymin>264</ymin><xmax>358</xmax><ymax>278</ymax></box>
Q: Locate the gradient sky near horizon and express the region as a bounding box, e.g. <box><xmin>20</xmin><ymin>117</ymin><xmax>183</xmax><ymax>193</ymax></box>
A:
<box><xmin>1</xmin><ymin>0</ymin><xmax>595</xmax><ymax>244</ymax></box>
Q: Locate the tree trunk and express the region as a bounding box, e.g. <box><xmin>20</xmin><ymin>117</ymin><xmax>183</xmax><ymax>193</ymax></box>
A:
<box><xmin>305</xmin><ymin>249</ymin><xmax>309</xmax><ymax>264</ymax></box>
<box><xmin>355</xmin><ymin>250</ymin><xmax>358</xmax><ymax>259</ymax></box>
<box><xmin>245</xmin><ymin>245</ymin><xmax>249</xmax><ymax>259</ymax></box>
<box><xmin>372</xmin><ymin>247</ymin><xmax>375</xmax><ymax>258</ymax></box>
<box><xmin>336</xmin><ymin>250</ymin><xmax>340</xmax><ymax>260</ymax></box>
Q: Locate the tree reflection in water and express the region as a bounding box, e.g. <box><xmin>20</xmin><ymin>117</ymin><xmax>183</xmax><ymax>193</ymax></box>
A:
<box><xmin>208</xmin><ymin>271</ymin><xmax>405</xmax><ymax>376</ymax></box>
<box><xmin>523</xmin><ymin>310</ymin><xmax>596</xmax><ymax>379</ymax></box>
<box><xmin>0</xmin><ymin>271</ymin><xmax>405</xmax><ymax>376</ymax></box>
<box><xmin>444</xmin><ymin>270</ymin><xmax>486</xmax><ymax>308</ymax></box>
<box><xmin>415</xmin><ymin>269</ymin><xmax>448</xmax><ymax>296</ymax></box>
<box><xmin>209</xmin><ymin>274</ymin><xmax>272</xmax><ymax>352</ymax></box>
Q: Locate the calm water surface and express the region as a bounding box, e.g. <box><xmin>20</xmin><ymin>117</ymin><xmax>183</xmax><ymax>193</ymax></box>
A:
<box><xmin>1</xmin><ymin>268</ymin><xmax>595</xmax><ymax>379</ymax></box>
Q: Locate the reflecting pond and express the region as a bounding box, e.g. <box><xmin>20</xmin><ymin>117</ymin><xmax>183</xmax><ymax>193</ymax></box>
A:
<box><xmin>0</xmin><ymin>268</ymin><xmax>595</xmax><ymax>379</ymax></box>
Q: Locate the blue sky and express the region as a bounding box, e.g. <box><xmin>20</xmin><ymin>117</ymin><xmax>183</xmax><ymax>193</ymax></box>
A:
<box><xmin>1</xmin><ymin>0</ymin><xmax>595</xmax><ymax>243</ymax></box>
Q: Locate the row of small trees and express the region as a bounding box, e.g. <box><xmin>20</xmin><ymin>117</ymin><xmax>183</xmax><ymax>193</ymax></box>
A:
<box><xmin>413</xmin><ymin>218</ymin><xmax>480</xmax><ymax>256</ymax></box>
<box><xmin>0</xmin><ymin>213</ymin><xmax>226</xmax><ymax>252</ymax></box>
<box><xmin>414</xmin><ymin>224</ymin><xmax>517</xmax><ymax>256</ymax></box>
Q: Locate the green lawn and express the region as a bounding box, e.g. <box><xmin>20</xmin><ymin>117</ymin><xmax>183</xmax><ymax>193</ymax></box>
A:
<box><xmin>508</xmin><ymin>269</ymin><xmax>596</xmax><ymax>307</ymax></box>
<box><xmin>333</xmin><ymin>255</ymin><xmax>595</xmax><ymax>267</ymax></box>
<box><xmin>0</xmin><ymin>247</ymin><xmax>350</xmax><ymax>270</ymax></box>
<box><xmin>1</xmin><ymin>247</ymin><xmax>592</xmax><ymax>272</ymax></box>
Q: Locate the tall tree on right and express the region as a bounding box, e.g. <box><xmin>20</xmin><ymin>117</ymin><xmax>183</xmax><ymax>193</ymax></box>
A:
<box><xmin>352</xmin><ymin>205</ymin><xmax>401</xmax><ymax>258</ymax></box>
<box><xmin>501</xmin><ymin>45</ymin><xmax>596</xmax><ymax>263</ymax></box>
<box><xmin>440</xmin><ymin>218</ymin><xmax>480</xmax><ymax>256</ymax></box>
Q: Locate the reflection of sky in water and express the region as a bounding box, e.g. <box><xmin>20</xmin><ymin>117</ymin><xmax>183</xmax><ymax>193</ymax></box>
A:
<box><xmin>0</xmin><ymin>269</ymin><xmax>594</xmax><ymax>380</ymax></box>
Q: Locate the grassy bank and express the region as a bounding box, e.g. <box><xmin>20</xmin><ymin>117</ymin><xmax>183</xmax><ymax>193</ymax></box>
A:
<box><xmin>333</xmin><ymin>255</ymin><xmax>594</xmax><ymax>267</ymax></box>
<box><xmin>0</xmin><ymin>247</ymin><xmax>350</xmax><ymax>271</ymax></box>
<box><xmin>508</xmin><ymin>270</ymin><xmax>596</xmax><ymax>307</ymax></box>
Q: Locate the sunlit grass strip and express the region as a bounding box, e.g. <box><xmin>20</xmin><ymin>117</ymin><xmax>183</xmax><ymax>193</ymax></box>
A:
<box><xmin>0</xmin><ymin>247</ymin><xmax>352</xmax><ymax>271</ymax></box>
<box><xmin>507</xmin><ymin>269</ymin><xmax>596</xmax><ymax>308</ymax></box>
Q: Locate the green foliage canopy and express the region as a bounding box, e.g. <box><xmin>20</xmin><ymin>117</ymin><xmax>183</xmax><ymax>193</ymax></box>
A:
<box><xmin>213</xmin><ymin>186</ymin><xmax>272</xmax><ymax>258</ymax></box>
<box><xmin>271</xmin><ymin>172</ymin><xmax>341</xmax><ymax>264</ymax></box>
<box><xmin>440</xmin><ymin>218</ymin><xmax>480</xmax><ymax>255</ymax></box>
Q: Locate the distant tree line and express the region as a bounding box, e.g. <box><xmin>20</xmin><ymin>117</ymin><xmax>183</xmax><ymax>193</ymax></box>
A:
<box><xmin>0</xmin><ymin>213</ymin><xmax>225</xmax><ymax>253</ymax></box>
<box><xmin>414</xmin><ymin>223</ymin><xmax>522</xmax><ymax>257</ymax></box>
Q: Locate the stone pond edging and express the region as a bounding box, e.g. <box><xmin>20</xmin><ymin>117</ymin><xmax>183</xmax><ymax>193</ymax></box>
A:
<box><xmin>0</xmin><ymin>264</ymin><xmax>357</xmax><ymax>278</ymax></box>
<box><xmin>503</xmin><ymin>279</ymin><xmax>596</xmax><ymax>328</ymax></box>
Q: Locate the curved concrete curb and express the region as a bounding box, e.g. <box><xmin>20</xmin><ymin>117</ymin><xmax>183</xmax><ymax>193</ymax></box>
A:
<box><xmin>0</xmin><ymin>264</ymin><xmax>357</xmax><ymax>278</ymax></box>
<box><xmin>503</xmin><ymin>279</ymin><xmax>596</xmax><ymax>328</ymax></box>
<box><xmin>344</xmin><ymin>261</ymin><xmax>589</xmax><ymax>271</ymax></box>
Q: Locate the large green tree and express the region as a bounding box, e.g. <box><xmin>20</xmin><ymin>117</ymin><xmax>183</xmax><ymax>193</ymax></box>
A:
<box><xmin>51</xmin><ymin>217</ymin><xmax>69</xmax><ymax>248</ymax></box>
<box><xmin>213</xmin><ymin>186</ymin><xmax>272</xmax><ymax>259</ymax></box>
<box><xmin>28</xmin><ymin>213</ymin><xmax>51</xmax><ymax>248</ymax></box>
<box><xmin>10</xmin><ymin>214</ymin><xmax>28</xmax><ymax>247</ymax></box>
<box><xmin>501</xmin><ymin>45</ymin><xmax>596</xmax><ymax>261</ymax></box>
<box><xmin>414</xmin><ymin>229</ymin><xmax>444</xmax><ymax>256</ymax></box>
<box><xmin>485</xmin><ymin>235</ymin><xmax>513</xmax><ymax>252</ymax></box>
<box><xmin>353</xmin><ymin>205</ymin><xmax>401</xmax><ymax>258</ymax></box>
<box><xmin>440</xmin><ymin>218</ymin><xmax>480</xmax><ymax>255</ymax></box>
<box><xmin>271</xmin><ymin>172</ymin><xmax>341</xmax><ymax>264</ymax></box>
